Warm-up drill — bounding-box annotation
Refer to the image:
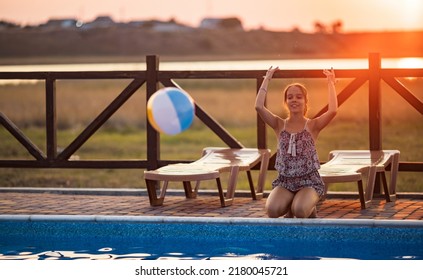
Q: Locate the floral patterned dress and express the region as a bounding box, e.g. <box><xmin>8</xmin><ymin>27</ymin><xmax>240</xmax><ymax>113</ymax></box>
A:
<box><xmin>272</xmin><ymin>120</ymin><xmax>325</xmax><ymax>197</ymax></box>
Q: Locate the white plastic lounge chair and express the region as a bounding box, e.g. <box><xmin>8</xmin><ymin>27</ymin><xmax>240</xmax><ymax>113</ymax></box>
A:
<box><xmin>319</xmin><ymin>150</ymin><xmax>400</xmax><ymax>209</ymax></box>
<box><xmin>144</xmin><ymin>147</ymin><xmax>271</xmax><ymax>207</ymax></box>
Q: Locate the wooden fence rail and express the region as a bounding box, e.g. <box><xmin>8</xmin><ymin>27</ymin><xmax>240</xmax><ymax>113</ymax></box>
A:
<box><xmin>0</xmin><ymin>53</ymin><xmax>422</xmax><ymax>180</ymax></box>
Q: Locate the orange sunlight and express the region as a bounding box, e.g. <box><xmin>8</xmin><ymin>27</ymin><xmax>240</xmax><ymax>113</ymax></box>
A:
<box><xmin>1</xmin><ymin>0</ymin><xmax>423</xmax><ymax>32</ymax></box>
<box><xmin>397</xmin><ymin>58</ymin><xmax>423</xmax><ymax>80</ymax></box>
<box><xmin>384</xmin><ymin>0</ymin><xmax>423</xmax><ymax>30</ymax></box>
<box><xmin>402</xmin><ymin>0</ymin><xmax>423</xmax><ymax>26</ymax></box>
<box><xmin>397</xmin><ymin>58</ymin><xmax>423</xmax><ymax>69</ymax></box>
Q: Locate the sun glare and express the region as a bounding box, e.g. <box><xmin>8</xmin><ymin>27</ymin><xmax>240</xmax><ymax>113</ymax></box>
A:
<box><xmin>397</xmin><ymin>58</ymin><xmax>423</xmax><ymax>69</ymax></box>
<box><xmin>396</xmin><ymin>57</ymin><xmax>423</xmax><ymax>80</ymax></box>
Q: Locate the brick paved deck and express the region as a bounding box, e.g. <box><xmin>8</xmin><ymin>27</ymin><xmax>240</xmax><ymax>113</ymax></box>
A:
<box><xmin>0</xmin><ymin>188</ymin><xmax>422</xmax><ymax>220</ymax></box>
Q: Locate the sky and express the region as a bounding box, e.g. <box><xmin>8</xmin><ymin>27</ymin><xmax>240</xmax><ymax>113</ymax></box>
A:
<box><xmin>1</xmin><ymin>0</ymin><xmax>423</xmax><ymax>32</ymax></box>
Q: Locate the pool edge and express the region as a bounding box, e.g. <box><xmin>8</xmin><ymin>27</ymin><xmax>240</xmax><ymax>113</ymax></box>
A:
<box><xmin>1</xmin><ymin>214</ymin><xmax>422</xmax><ymax>228</ymax></box>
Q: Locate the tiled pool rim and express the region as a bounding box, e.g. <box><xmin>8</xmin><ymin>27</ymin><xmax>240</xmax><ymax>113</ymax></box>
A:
<box><xmin>1</xmin><ymin>187</ymin><xmax>423</xmax><ymax>220</ymax></box>
<box><xmin>1</xmin><ymin>214</ymin><xmax>422</xmax><ymax>227</ymax></box>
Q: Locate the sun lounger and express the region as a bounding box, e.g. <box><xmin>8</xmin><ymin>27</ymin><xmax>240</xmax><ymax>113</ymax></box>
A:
<box><xmin>319</xmin><ymin>150</ymin><xmax>400</xmax><ymax>209</ymax></box>
<box><xmin>144</xmin><ymin>147</ymin><xmax>271</xmax><ymax>207</ymax></box>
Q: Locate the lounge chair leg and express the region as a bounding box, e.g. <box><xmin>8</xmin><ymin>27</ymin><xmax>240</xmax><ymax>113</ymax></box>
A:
<box><xmin>194</xmin><ymin>181</ymin><xmax>201</xmax><ymax>193</ymax></box>
<box><xmin>246</xmin><ymin>151</ymin><xmax>269</xmax><ymax>200</ymax></box>
<box><xmin>183</xmin><ymin>181</ymin><xmax>197</xmax><ymax>199</ymax></box>
<box><xmin>246</xmin><ymin>171</ymin><xmax>257</xmax><ymax>199</ymax></box>
<box><xmin>388</xmin><ymin>153</ymin><xmax>399</xmax><ymax>202</ymax></box>
<box><xmin>246</xmin><ymin>170</ymin><xmax>265</xmax><ymax>200</ymax></box>
<box><xmin>225</xmin><ymin>165</ymin><xmax>239</xmax><ymax>201</ymax></box>
<box><xmin>363</xmin><ymin>165</ymin><xmax>377</xmax><ymax>209</ymax></box>
<box><xmin>357</xmin><ymin>180</ymin><xmax>367</xmax><ymax>210</ymax></box>
<box><xmin>256</xmin><ymin>151</ymin><xmax>269</xmax><ymax>199</ymax></box>
<box><xmin>380</xmin><ymin>172</ymin><xmax>392</xmax><ymax>202</ymax></box>
<box><xmin>216</xmin><ymin>178</ymin><xmax>233</xmax><ymax>207</ymax></box>
<box><xmin>145</xmin><ymin>179</ymin><xmax>164</xmax><ymax>206</ymax></box>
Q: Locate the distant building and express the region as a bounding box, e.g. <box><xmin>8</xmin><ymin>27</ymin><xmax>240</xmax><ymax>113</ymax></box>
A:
<box><xmin>129</xmin><ymin>19</ymin><xmax>192</xmax><ymax>32</ymax></box>
<box><xmin>40</xmin><ymin>18</ymin><xmax>79</xmax><ymax>29</ymax></box>
<box><xmin>151</xmin><ymin>20</ymin><xmax>192</xmax><ymax>32</ymax></box>
<box><xmin>200</xmin><ymin>17</ymin><xmax>243</xmax><ymax>30</ymax></box>
<box><xmin>83</xmin><ymin>16</ymin><xmax>115</xmax><ymax>29</ymax></box>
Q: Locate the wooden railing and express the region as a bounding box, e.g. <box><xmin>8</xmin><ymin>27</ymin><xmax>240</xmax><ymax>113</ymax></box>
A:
<box><xmin>1</xmin><ymin>53</ymin><xmax>422</xmax><ymax>179</ymax></box>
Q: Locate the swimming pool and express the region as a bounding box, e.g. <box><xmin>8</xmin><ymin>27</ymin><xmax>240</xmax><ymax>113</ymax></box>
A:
<box><xmin>1</xmin><ymin>215</ymin><xmax>422</xmax><ymax>260</ymax></box>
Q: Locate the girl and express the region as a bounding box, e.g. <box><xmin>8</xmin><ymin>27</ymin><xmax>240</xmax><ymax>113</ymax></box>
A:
<box><xmin>255</xmin><ymin>67</ymin><xmax>337</xmax><ymax>218</ymax></box>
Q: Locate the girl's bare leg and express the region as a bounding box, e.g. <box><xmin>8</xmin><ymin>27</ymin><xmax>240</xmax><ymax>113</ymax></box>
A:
<box><xmin>290</xmin><ymin>187</ymin><xmax>320</xmax><ymax>218</ymax></box>
<box><xmin>265</xmin><ymin>187</ymin><xmax>295</xmax><ymax>218</ymax></box>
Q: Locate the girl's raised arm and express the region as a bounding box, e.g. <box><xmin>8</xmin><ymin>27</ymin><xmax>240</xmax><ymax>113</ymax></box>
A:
<box><xmin>313</xmin><ymin>68</ymin><xmax>338</xmax><ymax>131</ymax></box>
<box><xmin>255</xmin><ymin>66</ymin><xmax>280</xmax><ymax>130</ymax></box>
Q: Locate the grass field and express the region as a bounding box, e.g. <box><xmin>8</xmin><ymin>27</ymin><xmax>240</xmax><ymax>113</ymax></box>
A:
<box><xmin>1</xmin><ymin>77</ymin><xmax>422</xmax><ymax>192</ymax></box>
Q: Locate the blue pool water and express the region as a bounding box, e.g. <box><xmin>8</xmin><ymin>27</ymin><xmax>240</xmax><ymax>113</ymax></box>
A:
<box><xmin>0</xmin><ymin>216</ymin><xmax>422</xmax><ymax>260</ymax></box>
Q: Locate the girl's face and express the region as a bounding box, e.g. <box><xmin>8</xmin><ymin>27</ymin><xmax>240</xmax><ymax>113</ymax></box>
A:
<box><xmin>285</xmin><ymin>86</ymin><xmax>306</xmax><ymax>115</ymax></box>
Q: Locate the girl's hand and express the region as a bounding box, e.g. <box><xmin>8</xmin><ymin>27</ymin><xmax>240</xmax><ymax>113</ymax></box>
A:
<box><xmin>323</xmin><ymin>68</ymin><xmax>336</xmax><ymax>84</ymax></box>
<box><xmin>265</xmin><ymin>66</ymin><xmax>279</xmax><ymax>80</ymax></box>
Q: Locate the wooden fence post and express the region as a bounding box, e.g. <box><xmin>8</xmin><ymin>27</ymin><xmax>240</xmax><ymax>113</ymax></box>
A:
<box><xmin>368</xmin><ymin>53</ymin><xmax>382</xmax><ymax>151</ymax></box>
<box><xmin>146</xmin><ymin>55</ymin><xmax>160</xmax><ymax>170</ymax></box>
<box><xmin>368</xmin><ymin>52</ymin><xmax>382</xmax><ymax>193</ymax></box>
<box><xmin>45</xmin><ymin>75</ymin><xmax>57</xmax><ymax>163</ymax></box>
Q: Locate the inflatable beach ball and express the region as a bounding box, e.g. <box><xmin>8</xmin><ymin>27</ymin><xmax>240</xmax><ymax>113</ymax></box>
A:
<box><xmin>147</xmin><ymin>87</ymin><xmax>195</xmax><ymax>135</ymax></box>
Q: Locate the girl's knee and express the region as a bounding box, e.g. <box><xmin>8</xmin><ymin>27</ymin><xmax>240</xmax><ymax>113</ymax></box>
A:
<box><xmin>291</xmin><ymin>205</ymin><xmax>309</xmax><ymax>218</ymax></box>
<box><xmin>291</xmin><ymin>188</ymin><xmax>319</xmax><ymax>218</ymax></box>
<box><xmin>266</xmin><ymin>208</ymin><xmax>280</xmax><ymax>218</ymax></box>
<box><xmin>265</xmin><ymin>203</ymin><xmax>283</xmax><ymax>218</ymax></box>
<box><xmin>291</xmin><ymin>203</ymin><xmax>316</xmax><ymax>218</ymax></box>
<box><xmin>265</xmin><ymin>187</ymin><xmax>295</xmax><ymax>218</ymax></box>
